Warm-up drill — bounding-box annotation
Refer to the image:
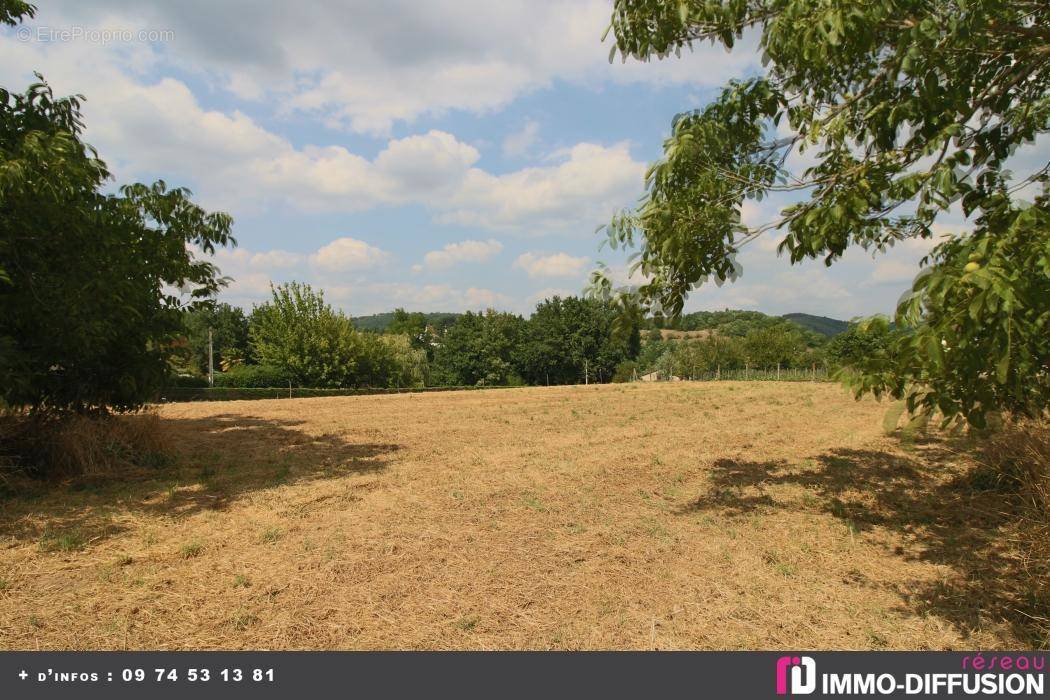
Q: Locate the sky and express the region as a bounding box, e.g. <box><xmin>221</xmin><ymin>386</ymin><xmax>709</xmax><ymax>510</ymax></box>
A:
<box><xmin>3</xmin><ymin>1</ymin><xmax>1040</xmax><ymax>320</ymax></box>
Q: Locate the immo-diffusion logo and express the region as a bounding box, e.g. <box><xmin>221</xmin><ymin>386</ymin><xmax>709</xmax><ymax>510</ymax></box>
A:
<box><xmin>776</xmin><ymin>656</ymin><xmax>816</xmax><ymax>695</ymax></box>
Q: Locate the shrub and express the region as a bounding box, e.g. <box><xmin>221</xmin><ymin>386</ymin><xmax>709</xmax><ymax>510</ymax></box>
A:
<box><xmin>213</xmin><ymin>365</ymin><xmax>288</xmax><ymax>388</ymax></box>
<box><xmin>612</xmin><ymin>360</ymin><xmax>638</xmax><ymax>383</ymax></box>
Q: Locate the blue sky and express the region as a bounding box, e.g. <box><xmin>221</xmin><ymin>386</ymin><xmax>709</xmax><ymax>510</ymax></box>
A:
<box><xmin>5</xmin><ymin>0</ymin><xmax>1031</xmax><ymax>320</ymax></box>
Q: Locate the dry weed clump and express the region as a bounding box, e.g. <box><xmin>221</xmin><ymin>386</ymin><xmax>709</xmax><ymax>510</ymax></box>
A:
<box><xmin>977</xmin><ymin>417</ymin><xmax>1050</xmax><ymax>644</ymax></box>
<box><xmin>0</xmin><ymin>411</ymin><xmax>172</xmax><ymax>478</ymax></box>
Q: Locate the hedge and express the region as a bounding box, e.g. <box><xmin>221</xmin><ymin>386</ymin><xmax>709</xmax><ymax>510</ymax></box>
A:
<box><xmin>155</xmin><ymin>385</ymin><xmax>520</xmax><ymax>403</ymax></box>
<box><xmin>168</xmin><ymin>374</ymin><xmax>210</xmax><ymax>388</ymax></box>
<box><xmin>212</xmin><ymin>364</ymin><xmax>289</xmax><ymax>388</ymax></box>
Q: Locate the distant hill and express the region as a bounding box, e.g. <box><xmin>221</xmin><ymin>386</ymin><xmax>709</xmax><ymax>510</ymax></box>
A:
<box><xmin>351</xmin><ymin>311</ymin><xmax>461</xmax><ymax>332</ymax></box>
<box><xmin>781</xmin><ymin>313</ymin><xmax>849</xmax><ymax>337</ymax></box>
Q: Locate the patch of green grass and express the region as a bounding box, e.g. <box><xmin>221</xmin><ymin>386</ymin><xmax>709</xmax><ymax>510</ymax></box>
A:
<box><xmin>116</xmin><ymin>555</ymin><xmax>134</xmax><ymax>566</ymax></box>
<box><xmin>866</xmin><ymin>631</ymin><xmax>889</xmax><ymax>648</ymax></box>
<box><xmin>232</xmin><ymin>610</ymin><xmax>259</xmax><ymax>631</ymax></box>
<box><xmin>644</xmin><ymin>519</ymin><xmax>671</xmax><ymax>540</ymax></box>
<box><xmin>28</xmin><ymin>614</ymin><xmax>43</xmax><ymax>628</ymax></box>
<box><xmin>0</xmin><ymin>578</ymin><xmax>9</xmax><ymax>592</ymax></box>
<box><xmin>453</xmin><ymin>615</ymin><xmax>480</xmax><ymax>631</ymax></box>
<box><xmin>233</xmin><ymin>574</ymin><xmax>250</xmax><ymax>588</ymax></box>
<box><xmin>38</xmin><ymin>527</ymin><xmax>85</xmax><ymax>553</ymax></box>
<box><xmin>260</xmin><ymin>527</ymin><xmax>282</xmax><ymax>544</ymax></box>
<box><xmin>521</xmin><ymin>494</ymin><xmax>546</xmax><ymax>512</ymax></box>
<box><xmin>179</xmin><ymin>541</ymin><xmax>204</xmax><ymax>559</ymax></box>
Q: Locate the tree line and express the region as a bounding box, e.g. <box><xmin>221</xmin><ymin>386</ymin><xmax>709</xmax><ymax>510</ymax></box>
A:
<box><xmin>176</xmin><ymin>285</ymin><xmax>883</xmax><ymax>390</ymax></box>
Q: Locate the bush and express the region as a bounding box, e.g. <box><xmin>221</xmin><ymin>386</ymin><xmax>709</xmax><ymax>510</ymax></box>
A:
<box><xmin>612</xmin><ymin>360</ymin><xmax>638</xmax><ymax>383</ymax></box>
<box><xmin>213</xmin><ymin>365</ymin><xmax>288</xmax><ymax>388</ymax></box>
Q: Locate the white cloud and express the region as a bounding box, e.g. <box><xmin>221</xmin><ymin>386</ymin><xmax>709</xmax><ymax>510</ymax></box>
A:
<box><xmin>356</xmin><ymin>282</ymin><xmax>511</xmax><ymax>313</ymax></box>
<box><xmin>421</xmin><ymin>239</ymin><xmax>503</xmax><ymax>269</ymax></box>
<box><xmin>28</xmin><ymin>0</ymin><xmax>758</xmax><ymax>135</ymax></box>
<box><xmin>502</xmin><ymin>119</ymin><xmax>540</xmax><ymax>157</ymax></box>
<box><xmin>514</xmin><ymin>252</ymin><xmax>589</xmax><ymax>278</ymax></box>
<box><xmin>11</xmin><ymin>0</ymin><xmax>763</xmax><ymax>139</ymax></box>
<box><xmin>250</xmin><ymin>249</ymin><xmax>303</xmax><ymax>268</ymax></box>
<box><xmin>310</xmin><ymin>237</ymin><xmax>390</xmax><ymax>271</ymax></box>
<box><xmin>0</xmin><ymin>33</ymin><xmax>647</xmax><ymax>234</ymax></box>
<box><xmin>441</xmin><ymin>142</ymin><xmax>645</xmax><ymax>233</ymax></box>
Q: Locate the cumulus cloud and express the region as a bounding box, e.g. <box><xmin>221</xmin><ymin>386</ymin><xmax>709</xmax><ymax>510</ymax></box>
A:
<box><xmin>441</xmin><ymin>142</ymin><xmax>645</xmax><ymax>233</ymax></box>
<box><xmin>421</xmin><ymin>239</ymin><xmax>503</xmax><ymax>269</ymax></box>
<box><xmin>514</xmin><ymin>252</ymin><xmax>589</xmax><ymax>278</ymax></box>
<box><xmin>28</xmin><ymin>0</ymin><xmax>760</xmax><ymax>134</ymax></box>
<box><xmin>310</xmin><ymin>237</ymin><xmax>390</xmax><ymax>271</ymax></box>
<box><xmin>0</xmin><ymin>33</ymin><xmax>646</xmax><ymax>233</ymax></box>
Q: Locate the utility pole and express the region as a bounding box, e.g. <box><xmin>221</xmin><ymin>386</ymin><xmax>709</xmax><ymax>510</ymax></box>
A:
<box><xmin>584</xmin><ymin>360</ymin><xmax>589</xmax><ymax>385</ymax></box>
<box><xmin>207</xmin><ymin>327</ymin><xmax>214</xmax><ymax>387</ymax></box>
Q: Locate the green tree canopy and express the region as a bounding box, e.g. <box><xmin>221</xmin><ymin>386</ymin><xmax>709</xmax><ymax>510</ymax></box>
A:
<box><xmin>595</xmin><ymin>0</ymin><xmax>1049</xmax><ymax>426</ymax></box>
<box><xmin>181</xmin><ymin>302</ymin><xmax>252</xmax><ymax>374</ymax></box>
<box><xmin>517</xmin><ymin>296</ymin><xmax>640</xmax><ymax>385</ymax></box>
<box><xmin>744</xmin><ymin>326</ymin><xmax>805</xmax><ymax>369</ymax></box>
<box><xmin>0</xmin><ymin>78</ymin><xmax>233</xmax><ymax>413</ymax></box>
<box><xmin>431</xmin><ymin>310</ymin><xmax>526</xmax><ymax>386</ymax></box>
<box><xmin>249</xmin><ymin>282</ymin><xmax>362</xmax><ymax>388</ymax></box>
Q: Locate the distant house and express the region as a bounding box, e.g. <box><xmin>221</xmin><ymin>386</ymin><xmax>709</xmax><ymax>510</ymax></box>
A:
<box><xmin>638</xmin><ymin>371</ymin><xmax>681</xmax><ymax>382</ymax></box>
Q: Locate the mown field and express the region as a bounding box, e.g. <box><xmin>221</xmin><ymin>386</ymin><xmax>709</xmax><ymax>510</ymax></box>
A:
<box><xmin>0</xmin><ymin>382</ymin><xmax>1035</xmax><ymax>649</ymax></box>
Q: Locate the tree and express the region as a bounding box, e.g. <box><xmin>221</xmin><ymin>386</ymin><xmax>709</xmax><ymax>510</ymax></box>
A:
<box><xmin>431</xmin><ymin>310</ymin><xmax>526</xmax><ymax>386</ymax></box>
<box><xmin>1</xmin><ymin>78</ymin><xmax>233</xmax><ymax>414</ymax></box>
<box><xmin>386</xmin><ymin>307</ymin><xmax>437</xmax><ymax>360</ymax></box>
<box><xmin>825</xmin><ymin>320</ymin><xmax>895</xmax><ymax>370</ymax></box>
<box><xmin>0</xmin><ymin>1</ymin><xmax>33</xmax><ymax>28</ymax></box>
<box><xmin>517</xmin><ymin>296</ymin><xmax>640</xmax><ymax>385</ymax></box>
<box><xmin>744</xmin><ymin>326</ymin><xmax>805</xmax><ymax>370</ymax></box>
<box><xmin>249</xmin><ymin>282</ymin><xmax>361</xmax><ymax>388</ymax></box>
<box><xmin>594</xmin><ymin>0</ymin><xmax>1049</xmax><ymax>426</ymax></box>
<box><xmin>181</xmin><ymin>303</ymin><xmax>252</xmax><ymax>375</ymax></box>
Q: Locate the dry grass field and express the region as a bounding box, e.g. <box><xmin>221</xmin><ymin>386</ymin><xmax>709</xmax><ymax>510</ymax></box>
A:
<box><xmin>0</xmin><ymin>382</ymin><xmax>1040</xmax><ymax>649</ymax></box>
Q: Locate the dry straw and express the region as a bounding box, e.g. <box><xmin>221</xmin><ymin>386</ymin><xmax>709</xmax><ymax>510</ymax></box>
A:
<box><xmin>0</xmin><ymin>383</ymin><xmax>1045</xmax><ymax>649</ymax></box>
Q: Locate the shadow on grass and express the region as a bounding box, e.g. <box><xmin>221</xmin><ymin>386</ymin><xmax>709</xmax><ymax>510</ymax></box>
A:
<box><xmin>678</xmin><ymin>438</ymin><xmax>1048</xmax><ymax>647</ymax></box>
<box><xmin>0</xmin><ymin>413</ymin><xmax>400</xmax><ymax>550</ymax></box>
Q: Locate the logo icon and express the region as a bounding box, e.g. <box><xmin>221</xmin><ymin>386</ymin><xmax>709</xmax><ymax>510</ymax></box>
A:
<box><xmin>776</xmin><ymin>656</ymin><xmax>816</xmax><ymax>695</ymax></box>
